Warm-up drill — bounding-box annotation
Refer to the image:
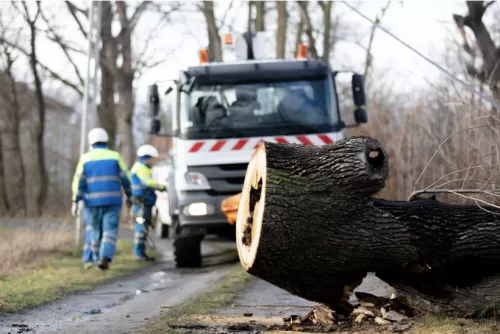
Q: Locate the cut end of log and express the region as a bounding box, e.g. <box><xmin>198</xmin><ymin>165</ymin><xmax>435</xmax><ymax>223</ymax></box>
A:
<box><xmin>236</xmin><ymin>145</ymin><xmax>267</xmax><ymax>271</ymax></box>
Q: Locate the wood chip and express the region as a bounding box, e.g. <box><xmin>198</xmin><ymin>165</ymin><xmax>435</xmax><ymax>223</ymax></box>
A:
<box><xmin>375</xmin><ymin>317</ymin><xmax>391</xmax><ymax>325</ymax></box>
<box><xmin>355</xmin><ymin>313</ymin><xmax>367</xmax><ymax>324</ymax></box>
<box><xmin>312</xmin><ymin>304</ymin><xmax>335</xmax><ymax>325</ymax></box>
<box><xmin>383</xmin><ymin>310</ymin><xmax>408</xmax><ymax>322</ymax></box>
<box><xmin>159</xmin><ymin>304</ymin><xmax>172</xmax><ymax>309</ymax></box>
<box><xmin>243</xmin><ymin>313</ymin><xmax>253</xmax><ymax>317</ymax></box>
<box><xmin>381</xmin><ymin>307</ymin><xmax>388</xmax><ymax>317</ymax></box>
<box><xmin>352</xmin><ymin>306</ymin><xmax>374</xmax><ymax>317</ymax></box>
<box><xmin>11</xmin><ymin>323</ymin><xmax>28</xmax><ymax>328</ymax></box>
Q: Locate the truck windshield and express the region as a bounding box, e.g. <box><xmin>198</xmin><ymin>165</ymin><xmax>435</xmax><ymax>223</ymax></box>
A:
<box><xmin>180</xmin><ymin>77</ymin><xmax>339</xmax><ymax>139</ymax></box>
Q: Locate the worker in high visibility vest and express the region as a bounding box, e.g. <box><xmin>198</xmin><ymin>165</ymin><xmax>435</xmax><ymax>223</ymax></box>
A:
<box><xmin>71</xmin><ymin>128</ymin><xmax>133</xmax><ymax>270</ymax></box>
<box><xmin>131</xmin><ymin>145</ymin><xmax>167</xmax><ymax>261</ymax></box>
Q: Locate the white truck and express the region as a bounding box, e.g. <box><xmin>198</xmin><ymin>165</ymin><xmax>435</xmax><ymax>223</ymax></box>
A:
<box><xmin>149</xmin><ymin>32</ymin><xmax>368</xmax><ymax>267</ymax></box>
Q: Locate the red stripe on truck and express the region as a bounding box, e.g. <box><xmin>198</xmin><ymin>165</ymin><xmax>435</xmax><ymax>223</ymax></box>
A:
<box><xmin>297</xmin><ymin>136</ymin><xmax>313</xmax><ymax>145</ymax></box>
<box><xmin>318</xmin><ymin>135</ymin><xmax>333</xmax><ymax>144</ymax></box>
<box><xmin>210</xmin><ymin>140</ymin><xmax>227</xmax><ymax>151</ymax></box>
<box><xmin>275</xmin><ymin>137</ymin><xmax>288</xmax><ymax>144</ymax></box>
<box><xmin>189</xmin><ymin>142</ymin><xmax>204</xmax><ymax>152</ymax></box>
<box><xmin>232</xmin><ymin>139</ymin><xmax>248</xmax><ymax>150</ymax></box>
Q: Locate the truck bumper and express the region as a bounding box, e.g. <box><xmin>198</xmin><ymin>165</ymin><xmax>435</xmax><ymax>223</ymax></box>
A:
<box><xmin>177</xmin><ymin>191</ymin><xmax>236</xmax><ymax>230</ymax></box>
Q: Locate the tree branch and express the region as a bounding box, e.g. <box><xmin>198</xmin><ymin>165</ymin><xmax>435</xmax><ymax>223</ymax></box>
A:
<box><xmin>40</xmin><ymin>9</ymin><xmax>85</xmax><ymax>87</ymax></box>
<box><xmin>65</xmin><ymin>1</ymin><xmax>88</xmax><ymax>39</ymax></box>
<box><xmin>297</xmin><ymin>1</ymin><xmax>319</xmax><ymax>59</ymax></box>
<box><xmin>0</xmin><ymin>36</ymin><xmax>83</xmax><ymax>96</ymax></box>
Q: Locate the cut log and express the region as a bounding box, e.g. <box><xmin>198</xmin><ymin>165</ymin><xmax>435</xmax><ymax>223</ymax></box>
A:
<box><xmin>236</xmin><ymin>137</ymin><xmax>500</xmax><ymax>317</ymax></box>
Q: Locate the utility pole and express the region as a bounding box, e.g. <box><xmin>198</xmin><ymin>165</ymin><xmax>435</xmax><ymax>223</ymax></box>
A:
<box><xmin>77</xmin><ymin>1</ymin><xmax>102</xmax><ymax>245</ymax></box>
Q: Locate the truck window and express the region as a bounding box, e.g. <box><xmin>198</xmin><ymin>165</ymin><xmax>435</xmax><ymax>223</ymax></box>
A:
<box><xmin>180</xmin><ymin>77</ymin><xmax>338</xmax><ymax>139</ymax></box>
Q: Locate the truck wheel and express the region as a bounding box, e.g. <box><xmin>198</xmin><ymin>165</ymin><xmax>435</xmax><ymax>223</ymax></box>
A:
<box><xmin>172</xmin><ymin>217</ymin><xmax>203</xmax><ymax>268</ymax></box>
<box><xmin>155</xmin><ymin>214</ymin><xmax>169</xmax><ymax>239</ymax></box>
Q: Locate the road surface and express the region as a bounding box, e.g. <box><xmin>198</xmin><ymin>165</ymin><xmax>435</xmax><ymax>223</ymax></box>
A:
<box><xmin>0</xmin><ymin>234</ymin><xmax>239</xmax><ymax>334</ymax></box>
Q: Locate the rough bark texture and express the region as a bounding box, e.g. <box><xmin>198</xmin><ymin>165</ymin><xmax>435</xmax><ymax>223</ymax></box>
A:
<box><xmin>237</xmin><ymin>136</ymin><xmax>500</xmax><ymax>317</ymax></box>
<box><xmin>276</xmin><ymin>1</ymin><xmax>287</xmax><ymax>58</ymax></box>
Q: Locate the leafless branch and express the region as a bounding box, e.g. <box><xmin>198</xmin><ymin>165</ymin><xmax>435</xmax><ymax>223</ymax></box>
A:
<box><xmin>65</xmin><ymin>1</ymin><xmax>88</xmax><ymax>38</ymax></box>
<box><xmin>40</xmin><ymin>9</ymin><xmax>85</xmax><ymax>87</ymax></box>
<box><xmin>0</xmin><ymin>36</ymin><xmax>83</xmax><ymax>96</ymax></box>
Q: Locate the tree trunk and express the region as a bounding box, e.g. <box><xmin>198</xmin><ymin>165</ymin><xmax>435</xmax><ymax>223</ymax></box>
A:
<box><xmin>319</xmin><ymin>1</ymin><xmax>333</xmax><ymax>61</ymax></box>
<box><xmin>247</xmin><ymin>1</ymin><xmax>253</xmax><ymax>32</ymax></box>
<box><xmin>25</xmin><ymin>3</ymin><xmax>46</xmax><ymax>216</ymax></box>
<box><xmin>116</xmin><ymin>1</ymin><xmax>136</xmax><ymax>165</ymax></box>
<box><xmin>254</xmin><ymin>1</ymin><xmax>265</xmax><ymax>32</ymax></box>
<box><xmin>0</xmin><ymin>56</ymin><xmax>26</xmax><ymax>215</ymax></box>
<box><xmin>98</xmin><ymin>1</ymin><xmax>117</xmax><ymax>149</ymax></box>
<box><xmin>297</xmin><ymin>1</ymin><xmax>319</xmax><ymax>59</ymax></box>
<box><xmin>294</xmin><ymin>15</ymin><xmax>304</xmax><ymax>58</ymax></box>
<box><xmin>202</xmin><ymin>1</ymin><xmax>222</xmax><ymax>62</ymax></box>
<box><xmin>276</xmin><ymin>1</ymin><xmax>287</xmax><ymax>58</ymax></box>
<box><xmin>0</xmin><ymin>136</ymin><xmax>8</xmax><ymax>215</ymax></box>
<box><xmin>236</xmin><ymin>137</ymin><xmax>500</xmax><ymax>317</ymax></box>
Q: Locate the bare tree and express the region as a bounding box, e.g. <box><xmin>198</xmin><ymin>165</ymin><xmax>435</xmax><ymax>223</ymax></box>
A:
<box><xmin>454</xmin><ymin>1</ymin><xmax>500</xmax><ymax>104</ymax></box>
<box><xmin>364</xmin><ymin>1</ymin><xmax>392</xmax><ymax>82</ymax></box>
<box><xmin>276</xmin><ymin>1</ymin><xmax>288</xmax><ymax>58</ymax></box>
<box><xmin>200</xmin><ymin>1</ymin><xmax>222</xmax><ymax>62</ymax></box>
<box><xmin>254</xmin><ymin>1</ymin><xmax>265</xmax><ymax>32</ymax></box>
<box><xmin>18</xmin><ymin>1</ymin><xmax>47</xmax><ymax>215</ymax></box>
<box><xmin>0</xmin><ymin>48</ymin><xmax>27</xmax><ymax>215</ymax></box>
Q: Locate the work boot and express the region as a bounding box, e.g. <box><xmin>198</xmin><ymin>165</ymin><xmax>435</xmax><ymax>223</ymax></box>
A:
<box><xmin>98</xmin><ymin>257</ymin><xmax>110</xmax><ymax>270</ymax></box>
<box><xmin>133</xmin><ymin>254</ymin><xmax>156</xmax><ymax>262</ymax></box>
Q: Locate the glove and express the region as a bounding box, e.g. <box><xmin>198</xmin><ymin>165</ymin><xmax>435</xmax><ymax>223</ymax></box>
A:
<box><xmin>71</xmin><ymin>202</ymin><xmax>79</xmax><ymax>217</ymax></box>
<box><xmin>126</xmin><ymin>197</ymin><xmax>133</xmax><ymax>208</ymax></box>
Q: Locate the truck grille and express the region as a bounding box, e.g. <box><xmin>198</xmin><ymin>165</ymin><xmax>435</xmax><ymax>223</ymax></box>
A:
<box><xmin>187</xmin><ymin>164</ymin><xmax>248</xmax><ymax>196</ymax></box>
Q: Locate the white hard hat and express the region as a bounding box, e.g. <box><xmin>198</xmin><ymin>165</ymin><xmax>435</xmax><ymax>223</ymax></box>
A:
<box><xmin>88</xmin><ymin>128</ymin><xmax>109</xmax><ymax>145</ymax></box>
<box><xmin>137</xmin><ymin>144</ymin><xmax>159</xmax><ymax>158</ymax></box>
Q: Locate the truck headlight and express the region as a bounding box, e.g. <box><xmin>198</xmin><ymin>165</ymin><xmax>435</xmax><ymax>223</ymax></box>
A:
<box><xmin>185</xmin><ymin>172</ymin><xmax>209</xmax><ymax>186</ymax></box>
<box><xmin>183</xmin><ymin>202</ymin><xmax>215</xmax><ymax>216</ymax></box>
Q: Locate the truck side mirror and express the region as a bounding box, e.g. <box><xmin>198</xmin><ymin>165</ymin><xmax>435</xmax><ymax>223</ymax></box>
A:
<box><xmin>352</xmin><ymin>74</ymin><xmax>368</xmax><ymax>124</ymax></box>
<box><xmin>151</xmin><ymin>119</ymin><xmax>161</xmax><ymax>134</ymax></box>
<box><xmin>149</xmin><ymin>84</ymin><xmax>161</xmax><ymax>134</ymax></box>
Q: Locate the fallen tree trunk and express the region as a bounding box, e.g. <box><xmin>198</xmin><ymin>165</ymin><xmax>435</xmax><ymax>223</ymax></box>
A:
<box><xmin>236</xmin><ymin>137</ymin><xmax>500</xmax><ymax>317</ymax></box>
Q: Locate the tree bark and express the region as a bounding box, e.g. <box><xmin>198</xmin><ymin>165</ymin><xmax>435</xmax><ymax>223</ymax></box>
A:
<box><xmin>201</xmin><ymin>1</ymin><xmax>222</xmax><ymax>62</ymax></box>
<box><xmin>318</xmin><ymin>1</ymin><xmax>333</xmax><ymax>61</ymax></box>
<box><xmin>0</xmin><ymin>136</ymin><xmax>8</xmax><ymax>215</ymax></box>
<box><xmin>254</xmin><ymin>1</ymin><xmax>265</xmax><ymax>32</ymax></box>
<box><xmin>293</xmin><ymin>15</ymin><xmax>304</xmax><ymax>58</ymax></box>
<box><xmin>98</xmin><ymin>1</ymin><xmax>117</xmax><ymax>149</ymax></box>
<box><xmin>276</xmin><ymin>1</ymin><xmax>287</xmax><ymax>58</ymax></box>
<box><xmin>115</xmin><ymin>1</ymin><xmax>136</xmax><ymax>165</ymax></box>
<box><xmin>297</xmin><ymin>1</ymin><xmax>319</xmax><ymax>59</ymax></box>
<box><xmin>23</xmin><ymin>2</ymin><xmax>46</xmax><ymax>216</ymax></box>
<box><xmin>236</xmin><ymin>137</ymin><xmax>500</xmax><ymax>317</ymax></box>
<box><xmin>454</xmin><ymin>2</ymin><xmax>500</xmax><ymax>104</ymax></box>
<box><xmin>0</xmin><ymin>52</ymin><xmax>26</xmax><ymax>215</ymax></box>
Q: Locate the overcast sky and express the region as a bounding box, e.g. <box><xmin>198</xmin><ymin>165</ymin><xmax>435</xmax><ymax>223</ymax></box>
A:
<box><xmin>4</xmin><ymin>1</ymin><xmax>498</xmax><ymax>105</ymax></box>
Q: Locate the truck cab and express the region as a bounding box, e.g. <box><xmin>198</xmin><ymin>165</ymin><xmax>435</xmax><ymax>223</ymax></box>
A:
<box><xmin>149</xmin><ymin>34</ymin><xmax>367</xmax><ymax>267</ymax></box>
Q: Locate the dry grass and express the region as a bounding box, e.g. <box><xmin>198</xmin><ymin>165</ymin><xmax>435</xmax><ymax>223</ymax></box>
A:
<box><xmin>0</xmin><ymin>225</ymin><xmax>73</xmax><ymax>278</ymax></box>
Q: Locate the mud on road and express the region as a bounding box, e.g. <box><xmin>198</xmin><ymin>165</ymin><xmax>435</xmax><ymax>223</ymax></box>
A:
<box><xmin>0</xmin><ymin>235</ymin><xmax>239</xmax><ymax>334</ymax></box>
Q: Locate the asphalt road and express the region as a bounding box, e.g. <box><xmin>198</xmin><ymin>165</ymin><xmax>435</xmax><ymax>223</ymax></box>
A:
<box><xmin>0</xmin><ymin>234</ymin><xmax>239</xmax><ymax>334</ymax></box>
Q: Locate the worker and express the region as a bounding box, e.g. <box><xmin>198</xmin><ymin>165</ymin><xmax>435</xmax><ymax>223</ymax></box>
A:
<box><xmin>71</xmin><ymin>128</ymin><xmax>132</xmax><ymax>270</ymax></box>
<box><xmin>130</xmin><ymin>144</ymin><xmax>167</xmax><ymax>261</ymax></box>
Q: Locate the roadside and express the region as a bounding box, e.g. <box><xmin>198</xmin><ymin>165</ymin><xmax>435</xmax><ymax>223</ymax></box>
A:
<box><xmin>146</xmin><ymin>271</ymin><xmax>499</xmax><ymax>334</ymax></box>
<box><xmin>0</xmin><ymin>235</ymin><xmax>239</xmax><ymax>333</ymax></box>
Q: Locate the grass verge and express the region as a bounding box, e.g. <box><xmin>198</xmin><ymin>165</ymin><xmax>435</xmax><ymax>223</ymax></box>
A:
<box><xmin>409</xmin><ymin>314</ymin><xmax>499</xmax><ymax>334</ymax></box>
<box><xmin>141</xmin><ymin>264</ymin><xmax>253</xmax><ymax>334</ymax></box>
<box><xmin>0</xmin><ymin>239</ymin><xmax>154</xmax><ymax>313</ymax></box>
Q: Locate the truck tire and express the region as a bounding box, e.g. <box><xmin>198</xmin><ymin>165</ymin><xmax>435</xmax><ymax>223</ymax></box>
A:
<box><xmin>172</xmin><ymin>216</ymin><xmax>203</xmax><ymax>268</ymax></box>
<box><xmin>155</xmin><ymin>213</ymin><xmax>169</xmax><ymax>239</ymax></box>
